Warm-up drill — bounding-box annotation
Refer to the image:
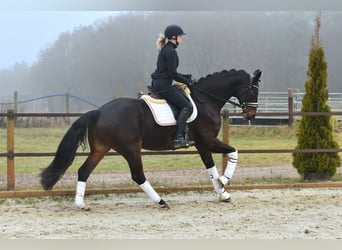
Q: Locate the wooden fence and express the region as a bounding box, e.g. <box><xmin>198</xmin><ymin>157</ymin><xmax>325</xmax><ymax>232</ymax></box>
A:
<box><xmin>2</xmin><ymin>90</ymin><xmax>342</xmax><ymax>116</ymax></box>
<box><xmin>1</xmin><ymin>110</ymin><xmax>342</xmax><ymax>193</ymax></box>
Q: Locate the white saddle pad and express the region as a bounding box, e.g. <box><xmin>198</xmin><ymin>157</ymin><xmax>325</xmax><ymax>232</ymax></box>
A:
<box><xmin>141</xmin><ymin>94</ymin><xmax>198</xmax><ymax>126</ymax></box>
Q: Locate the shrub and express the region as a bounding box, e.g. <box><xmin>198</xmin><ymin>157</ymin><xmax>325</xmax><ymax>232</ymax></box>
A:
<box><xmin>292</xmin><ymin>17</ymin><xmax>341</xmax><ymax>180</ymax></box>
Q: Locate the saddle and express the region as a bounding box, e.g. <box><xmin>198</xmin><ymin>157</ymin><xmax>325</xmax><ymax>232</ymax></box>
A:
<box><xmin>141</xmin><ymin>83</ymin><xmax>198</xmax><ymax>126</ymax></box>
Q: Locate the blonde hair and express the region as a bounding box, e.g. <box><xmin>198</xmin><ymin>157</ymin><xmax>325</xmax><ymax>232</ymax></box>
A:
<box><xmin>156</xmin><ymin>33</ymin><xmax>166</xmax><ymax>51</ymax></box>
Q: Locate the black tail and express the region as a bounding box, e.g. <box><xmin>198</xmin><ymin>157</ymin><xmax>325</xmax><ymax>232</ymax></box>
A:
<box><xmin>40</xmin><ymin>110</ymin><xmax>100</xmax><ymax>190</ymax></box>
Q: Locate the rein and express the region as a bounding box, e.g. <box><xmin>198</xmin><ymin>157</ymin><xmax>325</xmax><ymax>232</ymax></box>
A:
<box><xmin>191</xmin><ymin>84</ymin><xmax>228</xmax><ymax>104</ymax></box>
<box><xmin>191</xmin><ymin>83</ymin><xmax>259</xmax><ymax>109</ymax></box>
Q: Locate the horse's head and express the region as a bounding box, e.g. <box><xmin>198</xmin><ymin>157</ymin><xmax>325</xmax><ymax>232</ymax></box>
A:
<box><xmin>192</xmin><ymin>69</ymin><xmax>262</xmax><ymax>120</ymax></box>
<box><xmin>236</xmin><ymin>69</ymin><xmax>262</xmax><ymax>120</ymax></box>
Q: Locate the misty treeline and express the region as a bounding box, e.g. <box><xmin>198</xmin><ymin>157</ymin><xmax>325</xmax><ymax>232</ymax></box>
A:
<box><xmin>1</xmin><ymin>11</ymin><xmax>342</xmax><ymax>106</ymax></box>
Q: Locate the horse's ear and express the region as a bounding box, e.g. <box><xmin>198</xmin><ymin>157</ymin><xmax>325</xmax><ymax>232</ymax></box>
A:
<box><xmin>253</xmin><ymin>69</ymin><xmax>262</xmax><ymax>84</ymax></box>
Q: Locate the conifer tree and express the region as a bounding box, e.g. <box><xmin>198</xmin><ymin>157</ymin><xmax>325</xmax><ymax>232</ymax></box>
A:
<box><xmin>292</xmin><ymin>14</ymin><xmax>341</xmax><ymax>180</ymax></box>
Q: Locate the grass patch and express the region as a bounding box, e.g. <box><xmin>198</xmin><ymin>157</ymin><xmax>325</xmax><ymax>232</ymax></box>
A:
<box><xmin>331</xmin><ymin>173</ymin><xmax>342</xmax><ymax>182</ymax></box>
<box><xmin>0</xmin><ymin>125</ymin><xmax>341</xmax><ymax>174</ymax></box>
<box><xmin>232</xmin><ymin>176</ymin><xmax>301</xmax><ymax>185</ymax></box>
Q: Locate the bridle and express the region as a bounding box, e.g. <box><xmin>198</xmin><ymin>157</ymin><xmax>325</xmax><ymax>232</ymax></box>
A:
<box><xmin>232</xmin><ymin>84</ymin><xmax>259</xmax><ymax>113</ymax></box>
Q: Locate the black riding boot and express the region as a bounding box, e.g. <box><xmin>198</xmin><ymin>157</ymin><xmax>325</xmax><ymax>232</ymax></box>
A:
<box><xmin>173</xmin><ymin>108</ymin><xmax>195</xmax><ymax>150</ymax></box>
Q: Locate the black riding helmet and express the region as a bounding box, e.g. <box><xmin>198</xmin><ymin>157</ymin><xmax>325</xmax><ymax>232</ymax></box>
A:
<box><xmin>164</xmin><ymin>24</ymin><xmax>186</xmax><ymax>39</ymax></box>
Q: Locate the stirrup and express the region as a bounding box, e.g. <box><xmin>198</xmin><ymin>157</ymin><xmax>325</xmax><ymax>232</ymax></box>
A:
<box><xmin>173</xmin><ymin>137</ymin><xmax>189</xmax><ymax>150</ymax></box>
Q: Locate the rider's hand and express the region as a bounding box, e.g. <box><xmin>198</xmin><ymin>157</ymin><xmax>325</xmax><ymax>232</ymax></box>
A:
<box><xmin>186</xmin><ymin>79</ymin><xmax>194</xmax><ymax>86</ymax></box>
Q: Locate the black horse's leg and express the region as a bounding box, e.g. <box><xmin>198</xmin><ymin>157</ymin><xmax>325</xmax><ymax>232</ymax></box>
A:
<box><xmin>75</xmin><ymin>151</ymin><xmax>106</xmax><ymax>209</ymax></box>
<box><xmin>198</xmin><ymin>137</ymin><xmax>239</xmax><ymax>188</ymax></box>
<box><xmin>122</xmin><ymin>149</ymin><xmax>170</xmax><ymax>209</ymax></box>
<box><xmin>195</xmin><ymin>146</ymin><xmax>231</xmax><ymax>202</ymax></box>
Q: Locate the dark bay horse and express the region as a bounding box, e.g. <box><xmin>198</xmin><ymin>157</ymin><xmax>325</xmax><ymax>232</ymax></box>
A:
<box><xmin>40</xmin><ymin>69</ymin><xmax>261</xmax><ymax>209</ymax></box>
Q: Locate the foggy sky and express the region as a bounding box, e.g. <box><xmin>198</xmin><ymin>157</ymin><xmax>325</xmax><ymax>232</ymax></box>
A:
<box><xmin>1</xmin><ymin>0</ymin><xmax>341</xmax><ymax>69</ymax></box>
<box><xmin>0</xmin><ymin>11</ymin><xmax>119</xmax><ymax>70</ymax></box>
<box><xmin>1</xmin><ymin>10</ymin><xmax>342</xmax><ymax>101</ymax></box>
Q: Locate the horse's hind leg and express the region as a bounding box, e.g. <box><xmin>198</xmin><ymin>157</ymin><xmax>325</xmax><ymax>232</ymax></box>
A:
<box><xmin>122</xmin><ymin>150</ymin><xmax>170</xmax><ymax>209</ymax></box>
<box><xmin>74</xmin><ymin>150</ymin><xmax>107</xmax><ymax>209</ymax></box>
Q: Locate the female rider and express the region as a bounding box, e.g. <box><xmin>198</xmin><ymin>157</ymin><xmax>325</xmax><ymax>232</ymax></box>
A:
<box><xmin>151</xmin><ymin>24</ymin><xmax>194</xmax><ymax>149</ymax></box>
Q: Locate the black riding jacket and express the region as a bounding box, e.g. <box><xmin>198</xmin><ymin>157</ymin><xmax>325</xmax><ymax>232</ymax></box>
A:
<box><xmin>151</xmin><ymin>42</ymin><xmax>191</xmax><ymax>84</ymax></box>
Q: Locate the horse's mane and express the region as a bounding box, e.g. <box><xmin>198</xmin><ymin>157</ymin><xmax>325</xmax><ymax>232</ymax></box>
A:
<box><xmin>196</xmin><ymin>69</ymin><xmax>245</xmax><ymax>83</ymax></box>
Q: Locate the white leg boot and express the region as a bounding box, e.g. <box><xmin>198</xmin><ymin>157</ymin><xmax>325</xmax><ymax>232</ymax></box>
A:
<box><xmin>139</xmin><ymin>181</ymin><xmax>161</xmax><ymax>203</ymax></box>
<box><xmin>140</xmin><ymin>181</ymin><xmax>170</xmax><ymax>208</ymax></box>
<box><xmin>75</xmin><ymin>181</ymin><xmax>89</xmax><ymax>210</ymax></box>
<box><xmin>219</xmin><ymin>150</ymin><xmax>238</xmax><ymax>188</ymax></box>
<box><xmin>207</xmin><ymin>166</ymin><xmax>231</xmax><ymax>202</ymax></box>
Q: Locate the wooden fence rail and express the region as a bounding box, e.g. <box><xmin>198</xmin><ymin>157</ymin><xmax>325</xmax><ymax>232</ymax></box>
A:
<box><xmin>1</xmin><ymin>110</ymin><xmax>342</xmax><ymax>191</ymax></box>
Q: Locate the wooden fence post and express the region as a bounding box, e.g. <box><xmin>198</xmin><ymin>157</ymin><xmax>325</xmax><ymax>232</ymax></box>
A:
<box><xmin>288</xmin><ymin>88</ymin><xmax>294</xmax><ymax>127</ymax></box>
<box><xmin>7</xmin><ymin>109</ymin><xmax>15</xmax><ymax>190</ymax></box>
<box><xmin>13</xmin><ymin>91</ymin><xmax>18</xmax><ymax>113</ymax></box>
<box><xmin>65</xmin><ymin>93</ymin><xmax>70</xmax><ymax>113</ymax></box>
<box><xmin>221</xmin><ymin>108</ymin><xmax>230</xmax><ymax>175</ymax></box>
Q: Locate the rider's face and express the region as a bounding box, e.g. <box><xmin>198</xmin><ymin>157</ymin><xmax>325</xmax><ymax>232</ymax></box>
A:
<box><xmin>177</xmin><ymin>35</ymin><xmax>183</xmax><ymax>44</ymax></box>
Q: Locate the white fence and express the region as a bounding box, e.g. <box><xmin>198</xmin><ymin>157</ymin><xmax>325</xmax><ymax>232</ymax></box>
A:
<box><xmin>1</xmin><ymin>91</ymin><xmax>342</xmax><ymax>118</ymax></box>
<box><xmin>0</xmin><ymin>93</ymin><xmax>107</xmax><ymax>113</ymax></box>
<box><xmin>225</xmin><ymin>91</ymin><xmax>342</xmax><ymax>120</ymax></box>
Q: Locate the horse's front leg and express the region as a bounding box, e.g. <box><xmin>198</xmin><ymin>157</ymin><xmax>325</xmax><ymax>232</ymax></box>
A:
<box><xmin>218</xmin><ymin>150</ymin><xmax>238</xmax><ymax>188</ymax></box>
<box><xmin>203</xmin><ymin>137</ymin><xmax>239</xmax><ymax>188</ymax></box>
<box><xmin>196</xmin><ymin>147</ymin><xmax>231</xmax><ymax>202</ymax></box>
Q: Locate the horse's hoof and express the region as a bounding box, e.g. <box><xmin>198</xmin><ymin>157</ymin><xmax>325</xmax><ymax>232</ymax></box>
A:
<box><xmin>159</xmin><ymin>199</ymin><xmax>170</xmax><ymax>209</ymax></box>
<box><xmin>75</xmin><ymin>201</ymin><xmax>90</xmax><ymax>211</ymax></box>
<box><xmin>219</xmin><ymin>191</ymin><xmax>231</xmax><ymax>203</ymax></box>
<box><xmin>81</xmin><ymin>205</ymin><xmax>91</xmax><ymax>211</ymax></box>
<box><xmin>219</xmin><ymin>197</ymin><xmax>231</xmax><ymax>203</ymax></box>
<box><xmin>75</xmin><ymin>200</ymin><xmax>85</xmax><ymax>209</ymax></box>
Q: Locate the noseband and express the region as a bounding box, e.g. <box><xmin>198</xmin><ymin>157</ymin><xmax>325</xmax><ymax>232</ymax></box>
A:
<box><xmin>227</xmin><ymin>75</ymin><xmax>259</xmax><ymax>111</ymax></box>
